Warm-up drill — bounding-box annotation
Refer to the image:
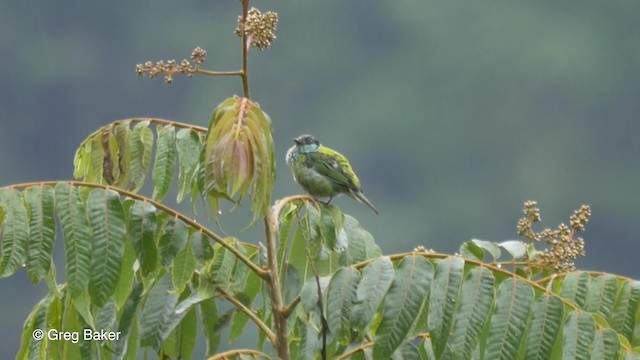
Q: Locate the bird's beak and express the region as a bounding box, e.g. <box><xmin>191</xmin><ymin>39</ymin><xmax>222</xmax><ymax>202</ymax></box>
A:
<box><xmin>293</xmin><ymin>138</ymin><xmax>301</xmax><ymax>145</ymax></box>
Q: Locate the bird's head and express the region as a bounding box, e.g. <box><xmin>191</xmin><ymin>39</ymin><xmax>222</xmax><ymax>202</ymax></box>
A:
<box><xmin>286</xmin><ymin>134</ymin><xmax>320</xmax><ymax>167</ymax></box>
<box><xmin>293</xmin><ymin>134</ymin><xmax>320</xmax><ymax>153</ymax></box>
<box><xmin>293</xmin><ymin>134</ymin><xmax>319</xmax><ymax>147</ymax></box>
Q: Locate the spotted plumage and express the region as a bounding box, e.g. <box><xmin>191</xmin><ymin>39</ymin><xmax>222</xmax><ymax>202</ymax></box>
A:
<box><xmin>286</xmin><ymin>134</ymin><xmax>378</xmax><ymax>214</ymax></box>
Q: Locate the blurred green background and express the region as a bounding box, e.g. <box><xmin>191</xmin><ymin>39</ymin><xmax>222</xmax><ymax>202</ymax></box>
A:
<box><xmin>1</xmin><ymin>0</ymin><xmax>638</xmax><ymax>356</ymax></box>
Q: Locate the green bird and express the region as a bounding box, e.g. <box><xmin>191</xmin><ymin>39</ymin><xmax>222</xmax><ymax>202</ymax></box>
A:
<box><xmin>286</xmin><ymin>134</ymin><xmax>379</xmax><ymax>214</ymax></box>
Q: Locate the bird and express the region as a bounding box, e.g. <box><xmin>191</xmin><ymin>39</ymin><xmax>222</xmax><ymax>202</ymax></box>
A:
<box><xmin>286</xmin><ymin>134</ymin><xmax>378</xmax><ymax>214</ymax></box>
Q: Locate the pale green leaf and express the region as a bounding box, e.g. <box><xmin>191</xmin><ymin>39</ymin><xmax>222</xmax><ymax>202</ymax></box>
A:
<box><xmin>563</xmin><ymin>311</ymin><xmax>596</xmax><ymax>360</ymax></box>
<box><xmin>428</xmin><ymin>257</ymin><xmax>465</xmax><ymax>358</ymax></box>
<box><xmin>485</xmin><ymin>278</ymin><xmax>534</xmax><ymax>360</ymax></box>
<box><xmin>159</xmin><ymin>218</ymin><xmax>188</xmax><ymax>267</ymax></box>
<box><xmin>176</xmin><ymin>128</ymin><xmax>201</xmax><ymax>203</ymax></box>
<box><xmin>341</xmin><ymin>214</ymin><xmax>381</xmax><ymax>265</ymax></box>
<box><xmin>352</xmin><ymin>256</ymin><xmax>395</xmax><ymax>331</ymax></box>
<box><xmin>23</xmin><ymin>185</ymin><xmax>56</xmax><ymax>283</ymax></box>
<box><xmin>114</xmin><ymin>283</ymin><xmax>143</xmax><ymax>358</ymax></box>
<box><xmin>152</xmin><ymin>125</ymin><xmax>176</xmax><ymax>200</ymax></box>
<box><xmin>128</xmin><ymin>201</ymin><xmax>158</xmax><ymax>275</ymax></box>
<box><xmin>471</xmin><ymin>239</ymin><xmax>502</xmax><ymax>259</ymax></box>
<box><xmin>560</xmin><ymin>271</ymin><xmax>590</xmax><ymax>308</ymax></box>
<box><xmin>498</xmin><ymin>240</ymin><xmax>528</xmax><ymax>259</ymax></box>
<box><xmin>584</xmin><ymin>274</ymin><xmax>618</xmax><ymax>319</ymax></box>
<box><xmin>172</xmin><ymin>238</ymin><xmax>197</xmax><ymax>293</ymax></box>
<box><xmin>200</xmin><ymin>297</ymin><xmax>220</xmax><ymax>356</ymax></box>
<box><xmin>611</xmin><ymin>280</ymin><xmax>640</xmax><ymax>343</ymax></box>
<box><xmin>373</xmin><ymin>255</ymin><xmax>433</xmax><ymax>359</ymax></box>
<box><xmin>591</xmin><ymin>328</ymin><xmax>621</xmax><ymax>360</ymax></box>
<box><xmin>87</xmin><ymin>189</ymin><xmax>126</xmax><ymax>307</ymax></box>
<box><xmin>140</xmin><ymin>274</ymin><xmax>178</xmax><ymax>350</ymax></box>
<box><xmin>54</xmin><ymin>183</ymin><xmax>92</xmax><ymax>299</ymax></box>
<box><xmin>129</xmin><ymin>121</ymin><xmax>153</xmax><ymax>192</ymax></box>
<box><xmin>450</xmin><ymin>267</ymin><xmax>495</xmax><ymax>360</ymax></box>
<box><xmin>112</xmin><ymin>241</ymin><xmax>136</xmax><ymax>310</ymax></box>
<box><xmin>524</xmin><ymin>294</ymin><xmax>564</xmax><ymax>360</ymax></box>
<box><xmin>327</xmin><ymin>267</ymin><xmax>360</xmax><ymax>343</ymax></box>
<box><xmin>0</xmin><ymin>188</ymin><xmax>29</xmax><ymax>278</ymax></box>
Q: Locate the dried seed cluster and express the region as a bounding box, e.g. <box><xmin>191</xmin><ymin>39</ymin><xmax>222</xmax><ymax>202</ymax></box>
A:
<box><xmin>235</xmin><ymin>7</ymin><xmax>279</xmax><ymax>50</ymax></box>
<box><xmin>517</xmin><ymin>201</ymin><xmax>591</xmax><ymax>272</ymax></box>
<box><xmin>135</xmin><ymin>47</ymin><xmax>207</xmax><ymax>84</ymax></box>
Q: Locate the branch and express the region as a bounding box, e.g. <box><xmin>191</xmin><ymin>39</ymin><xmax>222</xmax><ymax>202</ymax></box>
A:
<box><xmin>217</xmin><ymin>287</ymin><xmax>275</xmax><ymax>344</ymax></box>
<box><xmin>207</xmin><ymin>349</ymin><xmax>269</xmax><ymax>360</ymax></box>
<box><xmin>240</xmin><ymin>0</ymin><xmax>250</xmax><ymax>99</ymax></box>
<box><xmin>263</xmin><ymin>215</ymin><xmax>290</xmax><ymax>359</ymax></box>
<box><xmin>6</xmin><ymin>181</ymin><xmax>268</xmax><ymax>279</ymax></box>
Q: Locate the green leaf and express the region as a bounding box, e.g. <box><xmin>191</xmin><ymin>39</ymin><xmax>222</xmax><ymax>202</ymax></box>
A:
<box><xmin>471</xmin><ymin>239</ymin><xmax>502</xmax><ymax>259</ymax></box>
<box><xmin>327</xmin><ymin>267</ymin><xmax>360</xmax><ymax>343</ymax></box>
<box><xmin>162</xmin><ymin>288</ymin><xmax>199</xmax><ymax>359</ymax></box>
<box><xmin>202</xmin><ymin>238</ymin><xmax>238</xmax><ymax>288</ymax></box>
<box><xmin>0</xmin><ymin>188</ymin><xmax>29</xmax><ymax>278</ymax></box>
<box><xmin>54</xmin><ymin>183</ymin><xmax>92</xmax><ymax>299</ymax></box>
<box><xmin>584</xmin><ymin>274</ymin><xmax>618</xmax><ymax>319</ymax></box>
<box><xmin>176</xmin><ymin>128</ymin><xmax>201</xmax><ymax>203</ymax></box>
<box><xmin>428</xmin><ymin>257</ymin><xmax>465</xmax><ymax>358</ymax></box>
<box><xmin>128</xmin><ymin>201</ymin><xmax>158</xmax><ymax>275</ymax></box>
<box><xmin>89</xmin><ymin>131</ymin><xmax>105</xmax><ymax>183</ymax></box>
<box><xmin>23</xmin><ymin>185</ymin><xmax>56</xmax><ymax>283</ymax></box>
<box><xmin>611</xmin><ymin>280</ymin><xmax>640</xmax><ymax>343</ymax></box>
<box><xmin>112</xmin><ymin>241</ymin><xmax>136</xmax><ymax>310</ymax></box>
<box><xmin>152</xmin><ymin>125</ymin><xmax>176</xmax><ymax>200</ymax></box>
<box><xmin>191</xmin><ymin>230</ymin><xmax>214</xmax><ymax>263</ymax></box>
<box><xmin>172</xmin><ymin>238</ymin><xmax>197</xmax><ymax>293</ymax></box>
<box><xmin>591</xmin><ymin>328</ymin><xmax>621</xmax><ymax>360</ymax></box>
<box><xmin>129</xmin><ymin>121</ymin><xmax>153</xmax><ymax>192</ymax></box>
<box><xmin>373</xmin><ymin>255</ymin><xmax>433</xmax><ymax>359</ymax></box>
<box><xmin>341</xmin><ymin>214</ymin><xmax>381</xmax><ymax>265</ymax></box>
<box><xmin>499</xmin><ymin>240</ymin><xmax>528</xmax><ymax>259</ymax></box>
<box><xmin>159</xmin><ymin>218</ymin><xmax>189</xmax><ymax>267</ymax></box>
<box><xmin>140</xmin><ymin>273</ymin><xmax>178</xmax><ymax>350</ymax></box>
<box><xmin>200</xmin><ymin>297</ymin><xmax>220</xmax><ymax>356</ymax></box>
<box><xmin>485</xmin><ymin>278</ymin><xmax>535</xmax><ymax>360</ymax></box>
<box><xmin>391</xmin><ymin>341</ymin><xmax>422</xmax><ymax>360</ymax></box>
<box><xmin>114</xmin><ymin>282</ymin><xmax>143</xmax><ymax>358</ymax></box>
<box><xmin>563</xmin><ymin>311</ymin><xmax>596</xmax><ymax>360</ymax></box>
<box><xmin>17</xmin><ymin>293</ymin><xmax>54</xmax><ymax>360</ymax></box>
<box><xmin>559</xmin><ymin>271</ymin><xmax>590</xmax><ymax>308</ymax></box>
<box><xmin>524</xmin><ymin>295</ymin><xmax>564</xmax><ymax>360</ymax></box>
<box><xmin>450</xmin><ymin>267</ymin><xmax>495</xmax><ymax>360</ymax></box>
<box><xmin>459</xmin><ymin>241</ymin><xmax>485</xmax><ymax>261</ymax></box>
<box><xmin>87</xmin><ymin>189</ymin><xmax>126</xmax><ymax>307</ymax></box>
<box><xmin>352</xmin><ymin>256</ymin><xmax>395</xmax><ymax>331</ymax></box>
<box><xmin>113</xmin><ymin>121</ymin><xmax>132</xmax><ymax>188</ymax></box>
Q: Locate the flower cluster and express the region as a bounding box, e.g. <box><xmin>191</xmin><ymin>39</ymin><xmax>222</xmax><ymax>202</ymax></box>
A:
<box><xmin>135</xmin><ymin>47</ymin><xmax>207</xmax><ymax>84</ymax></box>
<box><xmin>235</xmin><ymin>7</ymin><xmax>279</xmax><ymax>50</ymax></box>
<box><xmin>517</xmin><ymin>201</ymin><xmax>591</xmax><ymax>272</ymax></box>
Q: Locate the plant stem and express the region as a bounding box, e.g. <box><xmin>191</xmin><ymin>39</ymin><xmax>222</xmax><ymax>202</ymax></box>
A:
<box><xmin>217</xmin><ymin>288</ymin><xmax>275</xmax><ymax>344</ymax></box>
<box><xmin>263</xmin><ymin>216</ymin><xmax>290</xmax><ymax>360</ymax></box>
<box><xmin>241</xmin><ymin>0</ymin><xmax>251</xmax><ymax>99</ymax></box>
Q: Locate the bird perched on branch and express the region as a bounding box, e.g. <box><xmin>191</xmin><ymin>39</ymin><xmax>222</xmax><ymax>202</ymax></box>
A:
<box><xmin>286</xmin><ymin>134</ymin><xmax>378</xmax><ymax>214</ymax></box>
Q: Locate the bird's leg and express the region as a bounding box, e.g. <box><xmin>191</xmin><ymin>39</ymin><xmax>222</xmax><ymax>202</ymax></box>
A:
<box><xmin>313</xmin><ymin>196</ymin><xmax>333</xmax><ymax>205</ymax></box>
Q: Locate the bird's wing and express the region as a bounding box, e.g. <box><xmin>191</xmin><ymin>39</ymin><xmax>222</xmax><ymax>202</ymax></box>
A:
<box><xmin>307</xmin><ymin>148</ymin><xmax>362</xmax><ymax>191</ymax></box>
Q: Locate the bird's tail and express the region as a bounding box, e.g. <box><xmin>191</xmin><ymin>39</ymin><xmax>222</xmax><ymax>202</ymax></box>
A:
<box><xmin>352</xmin><ymin>190</ymin><xmax>379</xmax><ymax>215</ymax></box>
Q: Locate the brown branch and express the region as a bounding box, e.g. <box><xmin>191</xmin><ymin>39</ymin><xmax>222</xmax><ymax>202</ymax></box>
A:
<box><xmin>217</xmin><ymin>288</ymin><xmax>275</xmax><ymax>344</ymax></box>
<box><xmin>240</xmin><ymin>0</ymin><xmax>250</xmax><ymax>99</ymax></box>
<box><xmin>263</xmin><ymin>215</ymin><xmax>290</xmax><ymax>360</ymax></box>
<box><xmin>207</xmin><ymin>349</ymin><xmax>269</xmax><ymax>360</ymax></box>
